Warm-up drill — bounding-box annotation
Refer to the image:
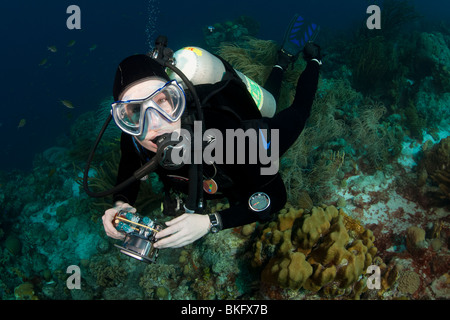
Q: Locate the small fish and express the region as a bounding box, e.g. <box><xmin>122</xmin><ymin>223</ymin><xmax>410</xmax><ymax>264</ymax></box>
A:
<box><xmin>39</xmin><ymin>58</ymin><xmax>48</xmax><ymax>66</ymax></box>
<box><xmin>89</xmin><ymin>44</ymin><xmax>97</xmax><ymax>52</ymax></box>
<box><xmin>18</xmin><ymin>118</ymin><xmax>26</xmax><ymax>129</ymax></box>
<box><xmin>47</xmin><ymin>46</ymin><xmax>57</xmax><ymax>53</ymax></box>
<box><xmin>67</xmin><ymin>40</ymin><xmax>76</xmax><ymax>47</ymax></box>
<box><xmin>208</xmin><ymin>26</ymin><xmax>215</xmax><ymax>33</ymax></box>
<box><xmin>60</xmin><ymin>100</ymin><xmax>74</xmax><ymax>109</ymax></box>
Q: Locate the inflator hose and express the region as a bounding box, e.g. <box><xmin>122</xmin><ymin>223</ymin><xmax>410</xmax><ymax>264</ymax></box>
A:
<box><xmin>161</xmin><ymin>60</ymin><xmax>204</xmax><ymax>212</ymax></box>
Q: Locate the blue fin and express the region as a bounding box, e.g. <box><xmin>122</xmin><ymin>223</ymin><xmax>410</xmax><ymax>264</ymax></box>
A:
<box><xmin>282</xmin><ymin>14</ymin><xmax>320</xmax><ymax>57</ymax></box>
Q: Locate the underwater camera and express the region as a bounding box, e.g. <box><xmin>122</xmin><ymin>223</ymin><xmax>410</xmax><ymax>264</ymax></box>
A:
<box><xmin>113</xmin><ymin>210</ymin><xmax>162</xmax><ymax>263</ymax></box>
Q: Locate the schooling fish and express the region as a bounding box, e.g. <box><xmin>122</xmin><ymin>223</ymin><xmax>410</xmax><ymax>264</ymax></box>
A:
<box><xmin>60</xmin><ymin>100</ymin><xmax>74</xmax><ymax>109</ymax></box>
<box><xmin>48</xmin><ymin>46</ymin><xmax>57</xmax><ymax>53</ymax></box>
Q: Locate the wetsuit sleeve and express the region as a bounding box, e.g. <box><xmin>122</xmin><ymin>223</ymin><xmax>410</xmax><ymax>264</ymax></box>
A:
<box><xmin>112</xmin><ymin>132</ymin><xmax>141</xmax><ymax>205</ymax></box>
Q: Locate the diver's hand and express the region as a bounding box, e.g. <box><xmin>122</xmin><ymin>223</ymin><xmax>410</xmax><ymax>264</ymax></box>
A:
<box><xmin>153</xmin><ymin>213</ymin><xmax>210</xmax><ymax>249</ymax></box>
<box><xmin>102</xmin><ymin>202</ymin><xmax>136</xmax><ymax>240</ymax></box>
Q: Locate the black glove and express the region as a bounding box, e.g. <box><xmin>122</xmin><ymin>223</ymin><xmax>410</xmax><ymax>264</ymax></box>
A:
<box><xmin>303</xmin><ymin>42</ymin><xmax>322</xmax><ymax>62</ymax></box>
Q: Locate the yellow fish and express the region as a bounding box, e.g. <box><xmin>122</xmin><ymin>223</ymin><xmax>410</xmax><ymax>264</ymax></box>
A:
<box><xmin>67</xmin><ymin>40</ymin><xmax>76</xmax><ymax>47</ymax></box>
<box><xmin>18</xmin><ymin>118</ymin><xmax>26</xmax><ymax>129</ymax></box>
<box><xmin>39</xmin><ymin>58</ymin><xmax>48</xmax><ymax>66</ymax></box>
<box><xmin>47</xmin><ymin>46</ymin><xmax>57</xmax><ymax>53</ymax></box>
<box><xmin>60</xmin><ymin>100</ymin><xmax>74</xmax><ymax>109</ymax></box>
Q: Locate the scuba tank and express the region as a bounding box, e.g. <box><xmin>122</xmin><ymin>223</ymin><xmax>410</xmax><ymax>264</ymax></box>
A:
<box><xmin>167</xmin><ymin>46</ymin><xmax>276</xmax><ymax>118</ymax></box>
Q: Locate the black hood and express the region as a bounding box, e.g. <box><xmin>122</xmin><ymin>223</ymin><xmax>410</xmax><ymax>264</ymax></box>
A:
<box><xmin>113</xmin><ymin>54</ymin><xmax>170</xmax><ymax>101</ymax></box>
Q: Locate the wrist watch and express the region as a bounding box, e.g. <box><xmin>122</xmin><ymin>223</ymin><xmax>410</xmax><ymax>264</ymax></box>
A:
<box><xmin>208</xmin><ymin>213</ymin><xmax>222</xmax><ymax>233</ymax></box>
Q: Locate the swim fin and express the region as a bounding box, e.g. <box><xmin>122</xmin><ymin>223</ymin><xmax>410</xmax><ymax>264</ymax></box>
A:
<box><xmin>281</xmin><ymin>14</ymin><xmax>320</xmax><ymax>58</ymax></box>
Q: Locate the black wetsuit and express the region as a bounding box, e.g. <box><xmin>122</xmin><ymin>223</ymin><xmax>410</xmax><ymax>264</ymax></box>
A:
<box><xmin>113</xmin><ymin>60</ymin><xmax>320</xmax><ymax>229</ymax></box>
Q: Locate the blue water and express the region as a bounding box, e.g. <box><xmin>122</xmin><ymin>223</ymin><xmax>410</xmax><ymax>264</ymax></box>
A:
<box><xmin>0</xmin><ymin>0</ymin><xmax>449</xmax><ymax>171</ymax></box>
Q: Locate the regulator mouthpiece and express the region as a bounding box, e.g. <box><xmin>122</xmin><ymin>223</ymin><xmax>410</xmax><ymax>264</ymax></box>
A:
<box><xmin>154</xmin><ymin>132</ymin><xmax>188</xmax><ymax>170</ymax></box>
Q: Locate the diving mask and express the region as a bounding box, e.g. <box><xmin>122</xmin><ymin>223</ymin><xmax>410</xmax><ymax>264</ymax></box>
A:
<box><xmin>111</xmin><ymin>79</ymin><xmax>186</xmax><ymax>136</ymax></box>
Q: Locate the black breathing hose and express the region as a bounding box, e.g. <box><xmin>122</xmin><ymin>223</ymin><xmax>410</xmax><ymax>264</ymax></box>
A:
<box><xmin>82</xmin><ymin>114</ymin><xmax>159</xmax><ymax>198</ymax></box>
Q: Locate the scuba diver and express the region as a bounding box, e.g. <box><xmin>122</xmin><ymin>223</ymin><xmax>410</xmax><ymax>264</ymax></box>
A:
<box><xmin>98</xmin><ymin>14</ymin><xmax>322</xmax><ymax>250</ymax></box>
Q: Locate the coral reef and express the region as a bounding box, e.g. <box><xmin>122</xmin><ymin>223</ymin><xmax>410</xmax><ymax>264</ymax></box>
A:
<box><xmin>377</xmin><ymin>0</ymin><xmax>420</xmax><ymax>39</ymax></box>
<box><xmin>203</xmin><ymin>15</ymin><xmax>260</xmax><ymax>51</ymax></box>
<box><xmin>75</xmin><ymin>149</ymin><xmax>163</xmax><ymax>214</ymax></box>
<box><xmin>89</xmin><ymin>257</ymin><xmax>127</xmax><ymax>287</ymax></box>
<box><xmin>397</xmin><ymin>271</ymin><xmax>421</xmax><ymax>294</ymax></box>
<box><xmin>346</xmin><ymin>0</ymin><xmax>419</xmax><ymax>102</ymax></box>
<box><xmin>253</xmin><ymin>203</ymin><xmax>384</xmax><ymax>299</ymax></box>
<box><xmin>416</xmin><ymin>32</ymin><xmax>450</xmax><ymax>93</ymax></box>
<box><xmin>279</xmin><ymin>80</ymin><xmax>352</xmax><ymax>204</ymax></box>
<box><xmin>217</xmin><ymin>39</ymin><xmax>278</xmax><ymax>85</ymax></box>
<box><xmin>139</xmin><ymin>263</ymin><xmax>180</xmax><ymax>300</ymax></box>
<box><xmin>349</xmin><ymin>35</ymin><xmax>400</xmax><ymax>94</ymax></box>
<box><xmin>217</xmin><ymin>37</ymin><xmax>303</xmax><ymax>111</ymax></box>
<box><xmin>65</xmin><ymin>97</ymin><xmax>121</xmax><ymax>165</ymax></box>
<box><xmin>417</xmin><ymin>137</ymin><xmax>450</xmax><ymax>205</ymax></box>
<box><xmin>4</xmin><ymin>235</ymin><xmax>22</xmax><ymax>256</ymax></box>
<box><xmin>406</xmin><ymin>226</ymin><xmax>426</xmax><ymax>250</ymax></box>
<box><xmin>14</xmin><ymin>282</ymin><xmax>38</xmax><ymax>300</ymax></box>
<box><xmin>280</xmin><ymin>79</ymin><xmax>403</xmax><ymax>204</ymax></box>
<box><xmin>349</xmin><ymin>101</ymin><xmax>403</xmax><ymax>170</ymax></box>
<box><xmin>262</xmin><ymin>251</ymin><xmax>312</xmax><ymax>290</ymax></box>
<box><xmin>1</xmin><ymin>11</ymin><xmax>450</xmax><ymax>303</ymax></box>
<box><xmin>215</xmin><ymin>38</ymin><xmax>404</xmax><ymax>205</ymax></box>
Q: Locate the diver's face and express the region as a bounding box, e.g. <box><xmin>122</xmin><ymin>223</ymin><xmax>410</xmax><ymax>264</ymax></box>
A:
<box><xmin>120</xmin><ymin>78</ymin><xmax>181</xmax><ymax>153</ymax></box>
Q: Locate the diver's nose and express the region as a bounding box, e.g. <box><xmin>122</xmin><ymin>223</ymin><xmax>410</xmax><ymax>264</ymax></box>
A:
<box><xmin>146</xmin><ymin>109</ymin><xmax>164</xmax><ymax>130</ymax></box>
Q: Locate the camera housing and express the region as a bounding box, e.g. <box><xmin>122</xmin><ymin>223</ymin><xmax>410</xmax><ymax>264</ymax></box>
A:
<box><xmin>113</xmin><ymin>210</ymin><xmax>162</xmax><ymax>263</ymax></box>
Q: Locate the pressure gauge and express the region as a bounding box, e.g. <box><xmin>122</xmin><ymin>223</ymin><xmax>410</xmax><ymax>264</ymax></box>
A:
<box><xmin>248</xmin><ymin>192</ymin><xmax>271</xmax><ymax>212</ymax></box>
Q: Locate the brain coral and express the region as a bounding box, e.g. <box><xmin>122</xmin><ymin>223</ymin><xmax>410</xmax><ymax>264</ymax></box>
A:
<box><xmin>398</xmin><ymin>271</ymin><xmax>421</xmax><ymax>295</ymax></box>
<box><xmin>253</xmin><ymin>203</ymin><xmax>380</xmax><ymax>297</ymax></box>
